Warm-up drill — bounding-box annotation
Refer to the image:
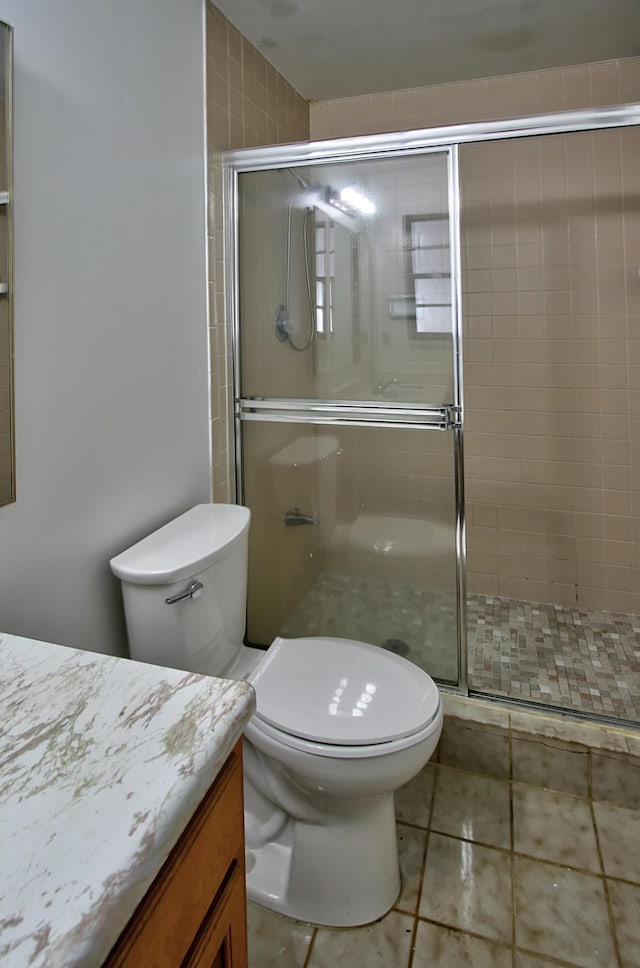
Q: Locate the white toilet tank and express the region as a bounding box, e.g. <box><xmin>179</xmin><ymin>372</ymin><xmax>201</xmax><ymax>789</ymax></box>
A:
<box><xmin>110</xmin><ymin>504</ymin><xmax>250</xmax><ymax>676</ymax></box>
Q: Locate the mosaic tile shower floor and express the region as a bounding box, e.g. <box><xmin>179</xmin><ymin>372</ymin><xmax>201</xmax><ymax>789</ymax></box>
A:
<box><xmin>279</xmin><ymin>571</ymin><xmax>459</xmax><ymax>683</ymax></box>
<box><xmin>469</xmin><ymin>595</ymin><xmax>640</xmax><ymax>721</ymax></box>
<box><xmin>279</xmin><ymin>573</ymin><xmax>640</xmax><ymax>721</ymax></box>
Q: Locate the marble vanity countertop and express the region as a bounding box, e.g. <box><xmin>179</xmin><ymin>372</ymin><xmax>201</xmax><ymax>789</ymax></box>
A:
<box><xmin>0</xmin><ymin>633</ymin><xmax>255</xmax><ymax>967</ymax></box>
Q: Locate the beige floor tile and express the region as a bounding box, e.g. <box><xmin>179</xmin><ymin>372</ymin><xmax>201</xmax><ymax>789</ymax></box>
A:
<box><xmin>419</xmin><ymin>833</ymin><xmax>513</xmax><ymax>943</ymax></box>
<box><xmin>593</xmin><ymin>801</ymin><xmax>640</xmax><ymax>881</ymax></box>
<box><xmin>512</xmin><ymin>736</ymin><xmax>589</xmax><ymax>798</ymax></box>
<box><xmin>514</xmin><ymin>857</ymin><xmax>617</xmax><ymax>967</ymax></box>
<box><xmin>591</xmin><ymin>751</ymin><xmax>640</xmax><ymax>809</ymax></box>
<box><xmin>307</xmin><ymin>910</ymin><xmax>414</xmax><ymax>968</ymax></box>
<box><xmin>412</xmin><ymin>921</ymin><xmax>512</xmax><ymax>968</ymax></box>
<box><xmin>247</xmin><ymin>903</ymin><xmax>314</xmax><ymax>968</ymax></box>
<box><xmin>395</xmin><ymin>763</ymin><xmax>436</xmax><ymax>827</ymax></box>
<box><xmin>608</xmin><ymin>878</ymin><xmax>640</xmax><ymax>968</ymax></box>
<box><xmin>513</xmin><ymin>785</ymin><xmax>600</xmax><ymax>871</ymax></box>
<box><xmin>438</xmin><ymin>721</ymin><xmax>511</xmax><ymax>779</ymax></box>
<box><xmin>395</xmin><ymin>823</ymin><xmax>427</xmax><ymax>914</ymax></box>
<box><xmin>431</xmin><ymin>766</ymin><xmax>511</xmax><ymax>848</ymax></box>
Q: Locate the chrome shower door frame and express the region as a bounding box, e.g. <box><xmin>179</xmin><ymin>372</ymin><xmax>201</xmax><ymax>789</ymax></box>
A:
<box><xmin>225</xmin><ymin>139</ymin><xmax>468</xmax><ymax>692</ymax></box>
<box><xmin>224</xmin><ymin>102</ymin><xmax>640</xmax><ymax>699</ymax></box>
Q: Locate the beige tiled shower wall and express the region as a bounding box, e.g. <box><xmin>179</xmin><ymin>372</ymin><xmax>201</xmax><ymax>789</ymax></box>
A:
<box><xmin>461</xmin><ymin>127</ymin><xmax>640</xmax><ymax>611</ymax></box>
<box><xmin>205</xmin><ymin>2</ymin><xmax>309</xmax><ymax>502</ymax></box>
<box><xmin>309</xmin><ymin>58</ymin><xmax>640</xmax><ymax>139</ymax></box>
<box><xmin>311</xmin><ymin>57</ymin><xmax>640</xmax><ymax>613</ymax></box>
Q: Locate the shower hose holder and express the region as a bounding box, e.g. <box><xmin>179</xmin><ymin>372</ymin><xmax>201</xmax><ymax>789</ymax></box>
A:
<box><xmin>274</xmin><ymin>304</ymin><xmax>289</xmax><ymax>342</ymax></box>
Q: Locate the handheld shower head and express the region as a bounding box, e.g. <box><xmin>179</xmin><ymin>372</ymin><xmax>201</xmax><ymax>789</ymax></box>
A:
<box><xmin>287</xmin><ymin>167</ymin><xmax>311</xmax><ymax>190</ymax></box>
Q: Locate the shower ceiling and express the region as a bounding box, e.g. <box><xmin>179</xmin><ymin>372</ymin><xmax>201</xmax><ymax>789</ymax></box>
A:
<box><xmin>213</xmin><ymin>0</ymin><xmax>640</xmax><ymax>100</ymax></box>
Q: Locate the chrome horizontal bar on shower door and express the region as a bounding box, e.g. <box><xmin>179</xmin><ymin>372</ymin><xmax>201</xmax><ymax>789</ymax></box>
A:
<box><xmin>237</xmin><ymin>398</ymin><xmax>461</xmax><ymax>431</ymax></box>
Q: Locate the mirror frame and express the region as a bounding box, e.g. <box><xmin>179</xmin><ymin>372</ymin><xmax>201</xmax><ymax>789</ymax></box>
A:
<box><xmin>0</xmin><ymin>19</ymin><xmax>13</xmax><ymax>506</ymax></box>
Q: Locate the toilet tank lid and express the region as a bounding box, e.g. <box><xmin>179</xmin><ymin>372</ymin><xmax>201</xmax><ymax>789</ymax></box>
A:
<box><xmin>109</xmin><ymin>504</ymin><xmax>250</xmax><ymax>585</ymax></box>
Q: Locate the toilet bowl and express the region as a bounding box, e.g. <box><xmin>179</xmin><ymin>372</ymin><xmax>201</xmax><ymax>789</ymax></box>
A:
<box><xmin>239</xmin><ymin>634</ymin><xmax>442</xmax><ymax>925</ymax></box>
<box><xmin>109</xmin><ymin>504</ymin><xmax>443</xmax><ymax>927</ymax></box>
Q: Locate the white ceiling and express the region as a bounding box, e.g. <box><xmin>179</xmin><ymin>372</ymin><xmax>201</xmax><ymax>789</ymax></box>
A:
<box><xmin>213</xmin><ymin>0</ymin><xmax>640</xmax><ymax>101</ymax></box>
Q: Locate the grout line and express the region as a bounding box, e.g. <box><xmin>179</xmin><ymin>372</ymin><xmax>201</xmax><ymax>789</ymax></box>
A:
<box><xmin>416</xmin><ymin>825</ymin><xmax>628</xmax><ymax>883</ymax></box>
<box><xmin>405</xmin><ymin>915</ymin><xmax>419</xmax><ymax>968</ymax></box>
<box><xmin>514</xmin><ymin>942</ymin><xmax>597</xmax><ymax>968</ymax></box>
<box><xmin>426</xmin><ymin>761</ymin><xmax>438</xmax><ymax>833</ymax></box>
<box><xmin>406</xmin><ymin>762</ymin><xmax>439</xmax><ymax>968</ymax></box>
<box><xmin>437</xmin><ymin>759</ymin><xmax>512</xmax><ymax>784</ymax></box>
<box><xmin>509</xmin><ymin>768</ymin><xmax>517</xmax><ymax>965</ymax></box>
<box><xmin>510</xmin><ymin>777</ymin><xmax>589</xmax><ymax>802</ymax></box>
<box><xmin>301</xmin><ymin>927</ymin><xmax>318</xmax><ymax>968</ymax></box>
<box><xmin>414</xmin><ymin>915</ymin><xmax>513</xmax><ymax>951</ymax></box>
<box><xmin>589</xmin><ymin>798</ymin><xmax>624</xmax><ymax>968</ymax></box>
<box><xmin>396</xmin><ymin>760</ymin><xmax>440</xmax><ymax>968</ymax></box>
<box><xmin>603</xmin><ymin>871</ymin><xmax>640</xmax><ymax>889</ymax></box>
<box><xmin>397</xmin><ymin>818</ymin><xmax>431</xmax><ymax>833</ymax></box>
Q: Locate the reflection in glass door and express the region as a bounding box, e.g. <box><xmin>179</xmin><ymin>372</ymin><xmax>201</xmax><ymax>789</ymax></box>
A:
<box><xmin>231</xmin><ymin>147</ymin><xmax>465</xmax><ymax>687</ymax></box>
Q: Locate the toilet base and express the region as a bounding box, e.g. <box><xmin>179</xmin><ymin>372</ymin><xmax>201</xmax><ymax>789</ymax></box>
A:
<box><xmin>244</xmin><ymin>785</ymin><xmax>401</xmax><ymax>927</ymax></box>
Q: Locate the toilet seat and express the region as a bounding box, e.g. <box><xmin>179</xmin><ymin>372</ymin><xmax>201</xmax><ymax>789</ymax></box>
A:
<box><xmin>248</xmin><ymin>636</ymin><xmax>441</xmax><ymax>748</ymax></box>
<box><xmin>246</xmin><ymin>701</ymin><xmax>442</xmax><ymax>759</ymax></box>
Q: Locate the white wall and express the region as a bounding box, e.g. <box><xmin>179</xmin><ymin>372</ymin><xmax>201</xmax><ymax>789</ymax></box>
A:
<box><xmin>0</xmin><ymin>0</ymin><xmax>211</xmax><ymax>655</ymax></box>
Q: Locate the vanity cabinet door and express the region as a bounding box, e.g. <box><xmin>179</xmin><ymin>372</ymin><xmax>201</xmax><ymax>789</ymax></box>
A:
<box><xmin>183</xmin><ymin>862</ymin><xmax>248</xmax><ymax>968</ymax></box>
<box><xmin>103</xmin><ymin>742</ymin><xmax>247</xmax><ymax>968</ymax></box>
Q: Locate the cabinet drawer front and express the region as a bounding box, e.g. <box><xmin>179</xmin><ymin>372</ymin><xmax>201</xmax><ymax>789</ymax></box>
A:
<box><xmin>104</xmin><ymin>743</ymin><xmax>245</xmax><ymax>968</ymax></box>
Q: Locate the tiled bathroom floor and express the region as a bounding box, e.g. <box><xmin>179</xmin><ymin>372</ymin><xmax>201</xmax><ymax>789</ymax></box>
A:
<box><xmin>280</xmin><ymin>572</ymin><xmax>640</xmax><ymax>721</ymax></box>
<box><xmin>246</xmin><ymin>759</ymin><xmax>640</xmax><ymax>968</ymax></box>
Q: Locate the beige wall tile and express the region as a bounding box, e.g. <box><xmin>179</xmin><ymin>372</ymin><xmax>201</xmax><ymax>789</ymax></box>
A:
<box><xmin>206</xmin><ymin>2</ymin><xmax>309</xmax><ymax>501</ymax></box>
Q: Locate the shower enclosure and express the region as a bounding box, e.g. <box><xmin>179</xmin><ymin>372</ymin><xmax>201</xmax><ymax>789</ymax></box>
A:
<box><xmin>225</xmin><ymin>102</ymin><xmax>640</xmax><ymax>725</ymax></box>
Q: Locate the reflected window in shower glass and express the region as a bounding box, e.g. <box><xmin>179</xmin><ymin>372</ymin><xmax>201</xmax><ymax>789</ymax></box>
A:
<box><xmin>316</xmin><ymin>281</ymin><xmax>325</xmax><ymax>335</ymax></box>
<box><xmin>405</xmin><ymin>214</ymin><xmax>452</xmax><ymax>335</ymax></box>
<box><xmin>314</xmin><ymin>219</ymin><xmax>335</xmax><ymax>337</ymax></box>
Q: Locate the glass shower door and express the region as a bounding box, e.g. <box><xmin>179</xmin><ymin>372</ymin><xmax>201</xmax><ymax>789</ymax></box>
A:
<box><xmin>233</xmin><ymin>148</ymin><xmax>464</xmax><ymax>687</ymax></box>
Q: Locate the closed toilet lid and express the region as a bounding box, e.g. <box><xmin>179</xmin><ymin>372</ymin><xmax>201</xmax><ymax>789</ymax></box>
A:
<box><xmin>248</xmin><ymin>636</ymin><xmax>440</xmax><ymax>746</ymax></box>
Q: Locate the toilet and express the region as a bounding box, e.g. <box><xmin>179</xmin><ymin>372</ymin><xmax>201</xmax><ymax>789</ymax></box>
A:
<box><xmin>110</xmin><ymin>503</ymin><xmax>443</xmax><ymax>927</ymax></box>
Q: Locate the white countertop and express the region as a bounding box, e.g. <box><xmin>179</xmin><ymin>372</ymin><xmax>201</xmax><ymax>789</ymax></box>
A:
<box><xmin>0</xmin><ymin>633</ymin><xmax>255</xmax><ymax>967</ymax></box>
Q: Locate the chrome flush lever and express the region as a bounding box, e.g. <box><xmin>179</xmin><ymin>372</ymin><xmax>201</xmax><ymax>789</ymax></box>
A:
<box><xmin>165</xmin><ymin>579</ymin><xmax>203</xmax><ymax>605</ymax></box>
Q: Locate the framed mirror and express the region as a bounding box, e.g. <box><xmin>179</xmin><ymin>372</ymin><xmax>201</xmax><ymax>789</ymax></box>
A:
<box><xmin>0</xmin><ymin>21</ymin><xmax>13</xmax><ymax>505</ymax></box>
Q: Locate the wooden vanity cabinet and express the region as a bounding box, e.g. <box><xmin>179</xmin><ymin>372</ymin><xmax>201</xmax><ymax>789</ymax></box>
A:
<box><xmin>103</xmin><ymin>741</ymin><xmax>248</xmax><ymax>968</ymax></box>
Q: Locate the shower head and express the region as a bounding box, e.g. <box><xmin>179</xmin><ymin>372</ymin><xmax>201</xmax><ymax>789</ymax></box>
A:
<box><xmin>287</xmin><ymin>167</ymin><xmax>311</xmax><ymax>191</ymax></box>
